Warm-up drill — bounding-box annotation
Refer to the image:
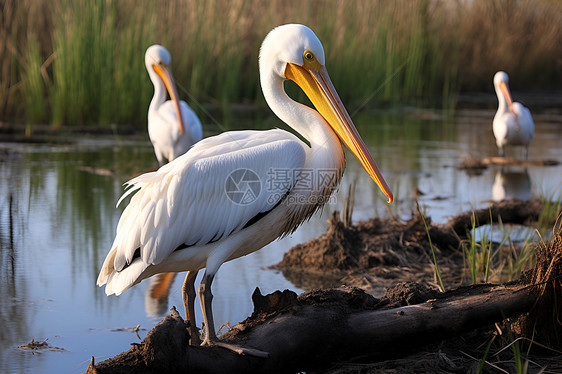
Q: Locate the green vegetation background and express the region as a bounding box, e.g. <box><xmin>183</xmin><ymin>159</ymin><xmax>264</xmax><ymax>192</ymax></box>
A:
<box><xmin>1</xmin><ymin>0</ymin><xmax>560</xmax><ymax>127</ymax></box>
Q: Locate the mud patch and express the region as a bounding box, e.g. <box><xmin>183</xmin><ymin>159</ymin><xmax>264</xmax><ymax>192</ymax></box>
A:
<box><xmin>273</xmin><ymin>199</ymin><xmax>557</xmax><ymax>296</ymax></box>
<box><xmin>273</xmin><ymin>210</ymin><xmax>463</xmax><ymax>295</ymax></box>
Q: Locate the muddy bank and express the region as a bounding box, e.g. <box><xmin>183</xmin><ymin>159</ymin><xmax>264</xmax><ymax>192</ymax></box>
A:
<box><xmin>273</xmin><ymin>210</ymin><xmax>460</xmax><ymax>296</ymax></box>
<box><xmin>274</xmin><ymin>198</ymin><xmax>555</xmax><ymax>295</ymax></box>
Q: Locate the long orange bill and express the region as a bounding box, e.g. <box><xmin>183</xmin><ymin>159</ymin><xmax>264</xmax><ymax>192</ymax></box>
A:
<box><xmin>499</xmin><ymin>81</ymin><xmax>514</xmax><ymax>113</ymax></box>
<box><xmin>153</xmin><ymin>63</ymin><xmax>185</xmax><ymax>135</ymax></box>
<box><xmin>285</xmin><ymin>62</ymin><xmax>393</xmax><ymax>203</ymax></box>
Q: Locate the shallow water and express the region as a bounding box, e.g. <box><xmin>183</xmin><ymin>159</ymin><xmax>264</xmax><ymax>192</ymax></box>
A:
<box><xmin>1</xmin><ymin>108</ymin><xmax>561</xmax><ymax>373</ymax></box>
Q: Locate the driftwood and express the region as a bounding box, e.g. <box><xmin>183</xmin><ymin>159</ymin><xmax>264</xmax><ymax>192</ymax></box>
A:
<box><xmin>87</xmin><ymin>282</ymin><xmax>540</xmax><ymax>374</ymax></box>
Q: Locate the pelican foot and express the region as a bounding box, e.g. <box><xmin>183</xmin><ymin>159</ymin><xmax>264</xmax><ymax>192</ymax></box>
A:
<box><xmin>205</xmin><ymin>340</ymin><xmax>269</xmax><ymax>358</ymax></box>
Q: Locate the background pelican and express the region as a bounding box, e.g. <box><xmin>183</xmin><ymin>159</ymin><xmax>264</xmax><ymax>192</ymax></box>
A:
<box><xmin>145</xmin><ymin>45</ymin><xmax>203</xmax><ymax>166</ymax></box>
<box><xmin>493</xmin><ymin>71</ymin><xmax>534</xmax><ymax>159</ymax></box>
<box><xmin>98</xmin><ymin>24</ymin><xmax>393</xmax><ymax>355</ymax></box>
<box><xmin>145</xmin><ymin>45</ymin><xmax>204</xmax><ymax>312</ymax></box>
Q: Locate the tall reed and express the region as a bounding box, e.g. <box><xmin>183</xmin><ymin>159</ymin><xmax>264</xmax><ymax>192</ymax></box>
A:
<box><xmin>1</xmin><ymin>0</ymin><xmax>560</xmax><ymax>127</ymax></box>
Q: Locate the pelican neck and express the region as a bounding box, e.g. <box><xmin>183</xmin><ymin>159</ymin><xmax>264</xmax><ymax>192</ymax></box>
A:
<box><xmin>147</xmin><ymin>68</ymin><xmax>167</xmax><ymax>115</ymax></box>
<box><xmin>260</xmin><ymin>71</ymin><xmax>340</xmax><ymax>155</ymax></box>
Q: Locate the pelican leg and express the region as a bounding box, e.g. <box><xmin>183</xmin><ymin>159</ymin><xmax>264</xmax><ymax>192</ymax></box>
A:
<box><xmin>198</xmin><ymin>271</ymin><xmax>218</xmax><ymax>344</ymax></box>
<box><xmin>498</xmin><ymin>147</ymin><xmax>505</xmax><ymax>157</ymax></box>
<box><xmin>523</xmin><ymin>146</ymin><xmax>529</xmax><ymax>160</ymax></box>
<box><xmin>198</xmin><ymin>270</ymin><xmax>269</xmax><ymax>358</ymax></box>
<box><xmin>182</xmin><ymin>270</ymin><xmax>201</xmax><ymax>345</ymax></box>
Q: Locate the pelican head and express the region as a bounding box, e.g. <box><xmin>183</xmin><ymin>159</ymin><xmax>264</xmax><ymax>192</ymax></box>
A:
<box><xmin>494</xmin><ymin>71</ymin><xmax>514</xmax><ymax>110</ymax></box>
<box><xmin>145</xmin><ymin>44</ymin><xmax>185</xmax><ymax>134</ymax></box>
<box><xmin>260</xmin><ymin>24</ymin><xmax>393</xmax><ymax>203</ymax></box>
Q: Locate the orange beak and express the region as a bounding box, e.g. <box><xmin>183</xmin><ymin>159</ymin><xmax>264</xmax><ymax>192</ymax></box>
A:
<box><xmin>153</xmin><ymin>63</ymin><xmax>185</xmax><ymax>135</ymax></box>
<box><xmin>498</xmin><ymin>81</ymin><xmax>514</xmax><ymax>112</ymax></box>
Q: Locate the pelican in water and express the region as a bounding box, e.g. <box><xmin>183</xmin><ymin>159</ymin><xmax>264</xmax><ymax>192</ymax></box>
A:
<box><xmin>98</xmin><ymin>24</ymin><xmax>393</xmax><ymax>355</ymax></box>
<box><xmin>493</xmin><ymin>71</ymin><xmax>534</xmax><ymax>159</ymax></box>
<box><xmin>145</xmin><ymin>44</ymin><xmax>203</xmax><ymax>166</ymax></box>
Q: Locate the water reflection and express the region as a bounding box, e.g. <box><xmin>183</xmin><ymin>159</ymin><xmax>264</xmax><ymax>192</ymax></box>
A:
<box><xmin>0</xmin><ymin>153</ymin><xmax>34</xmax><ymax>372</ymax></box>
<box><xmin>492</xmin><ymin>167</ymin><xmax>532</xmax><ymax>202</ymax></box>
<box><xmin>0</xmin><ymin>141</ymin><xmax>157</xmax><ymax>373</ymax></box>
<box><xmin>145</xmin><ymin>273</ymin><xmax>178</xmax><ymax>317</ymax></box>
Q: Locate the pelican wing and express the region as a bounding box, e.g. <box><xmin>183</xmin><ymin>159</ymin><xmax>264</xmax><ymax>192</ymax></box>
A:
<box><xmin>157</xmin><ymin>101</ymin><xmax>202</xmax><ymax>138</ymax></box>
<box><xmin>105</xmin><ymin>129</ymin><xmax>306</xmax><ymax>278</ymax></box>
<box><xmin>511</xmin><ymin>103</ymin><xmax>534</xmax><ymax>142</ymax></box>
<box><xmin>494</xmin><ymin>103</ymin><xmax>535</xmax><ymax>147</ymax></box>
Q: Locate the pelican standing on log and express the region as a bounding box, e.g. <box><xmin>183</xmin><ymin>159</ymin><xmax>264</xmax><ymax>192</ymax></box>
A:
<box><xmin>145</xmin><ymin>45</ymin><xmax>203</xmax><ymax>166</ymax></box>
<box><xmin>493</xmin><ymin>71</ymin><xmax>534</xmax><ymax>159</ymax></box>
<box><xmin>97</xmin><ymin>24</ymin><xmax>393</xmax><ymax>356</ymax></box>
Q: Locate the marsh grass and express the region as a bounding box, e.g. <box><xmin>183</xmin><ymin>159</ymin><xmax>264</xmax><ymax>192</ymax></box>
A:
<box><xmin>1</xmin><ymin>0</ymin><xmax>561</xmax><ymax>126</ymax></box>
<box><xmin>538</xmin><ymin>193</ymin><xmax>562</xmax><ymax>231</ymax></box>
<box><xmin>460</xmin><ymin>211</ymin><xmax>538</xmax><ymax>284</ymax></box>
<box><xmin>22</xmin><ymin>36</ymin><xmax>46</xmax><ymax>126</ymax></box>
<box><xmin>417</xmin><ymin>203</ymin><xmax>445</xmax><ymax>292</ymax></box>
<box><xmin>463</xmin><ymin>211</ymin><xmax>507</xmax><ymax>283</ymax></box>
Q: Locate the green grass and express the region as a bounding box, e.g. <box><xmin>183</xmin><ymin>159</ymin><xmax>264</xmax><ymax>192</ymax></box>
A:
<box><xmin>461</xmin><ymin>211</ymin><xmax>537</xmax><ymax>284</ymax></box>
<box><xmin>477</xmin><ymin>335</ymin><xmax>496</xmax><ymax>374</ymax></box>
<box><xmin>538</xmin><ymin>192</ymin><xmax>562</xmax><ymax>231</ymax></box>
<box><xmin>22</xmin><ymin>35</ymin><xmax>46</xmax><ymax>128</ymax></box>
<box><xmin>417</xmin><ymin>203</ymin><xmax>445</xmax><ymax>292</ymax></box>
<box><xmin>1</xmin><ymin>0</ymin><xmax>561</xmax><ymax>127</ymax></box>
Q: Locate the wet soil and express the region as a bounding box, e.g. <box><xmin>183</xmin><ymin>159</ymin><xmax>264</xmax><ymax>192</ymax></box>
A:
<box><xmin>273</xmin><ymin>210</ymin><xmax>462</xmax><ymax>296</ymax></box>
<box><xmin>273</xmin><ymin>199</ymin><xmax>550</xmax><ymax>296</ymax></box>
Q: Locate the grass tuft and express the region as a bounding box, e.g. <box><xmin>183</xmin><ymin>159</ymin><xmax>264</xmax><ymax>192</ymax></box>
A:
<box><xmin>417</xmin><ymin>202</ymin><xmax>445</xmax><ymax>292</ymax></box>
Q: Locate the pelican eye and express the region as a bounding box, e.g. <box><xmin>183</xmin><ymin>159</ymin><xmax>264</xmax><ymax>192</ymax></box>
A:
<box><xmin>303</xmin><ymin>51</ymin><xmax>315</xmax><ymax>61</ymax></box>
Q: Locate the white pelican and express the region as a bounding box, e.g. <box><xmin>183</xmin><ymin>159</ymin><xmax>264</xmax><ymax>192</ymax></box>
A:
<box><xmin>98</xmin><ymin>24</ymin><xmax>393</xmax><ymax>355</ymax></box>
<box><xmin>145</xmin><ymin>45</ymin><xmax>203</xmax><ymax>165</ymax></box>
<box><xmin>493</xmin><ymin>71</ymin><xmax>534</xmax><ymax>159</ymax></box>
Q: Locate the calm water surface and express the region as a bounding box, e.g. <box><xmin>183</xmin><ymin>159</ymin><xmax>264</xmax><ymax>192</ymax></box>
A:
<box><xmin>1</xmin><ymin>109</ymin><xmax>561</xmax><ymax>373</ymax></box>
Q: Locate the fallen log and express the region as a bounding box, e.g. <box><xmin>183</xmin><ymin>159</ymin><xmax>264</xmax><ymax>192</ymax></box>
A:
<box><xmin>87</xmin><ymin>282</ymin><xmax>539</xmax><ymax>374</ymax></box>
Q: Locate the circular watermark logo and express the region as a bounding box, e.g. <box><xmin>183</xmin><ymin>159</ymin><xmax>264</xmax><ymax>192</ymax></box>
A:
<box><xmin>225</xmin><ymin>168</ymin><xmax>261</xmax><ymax>205</ymax></box>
